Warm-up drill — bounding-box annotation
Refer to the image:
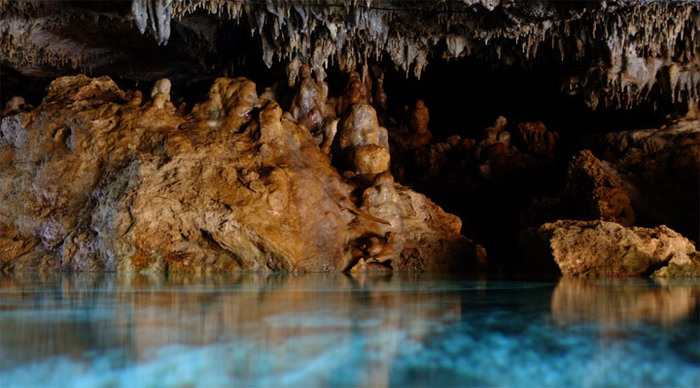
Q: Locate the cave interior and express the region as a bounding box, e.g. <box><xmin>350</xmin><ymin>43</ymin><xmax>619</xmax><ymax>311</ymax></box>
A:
<box><xmin>1</xmin><ymin>0</ymin><xmax>698</xmax><ymax>275</ymax></box>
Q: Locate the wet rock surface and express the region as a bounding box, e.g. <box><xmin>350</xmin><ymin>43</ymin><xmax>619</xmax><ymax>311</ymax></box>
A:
<box><xmin>0</xmin><ymin>75</ymin><xmax>484</xmax><ymax>272</ymax></box>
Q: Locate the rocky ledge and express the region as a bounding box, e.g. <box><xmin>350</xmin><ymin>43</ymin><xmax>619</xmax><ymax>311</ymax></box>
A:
<box><xmin>0</xmin><ymin>75</ymin><xmax>485</xmax><ymax>272</ymax></box>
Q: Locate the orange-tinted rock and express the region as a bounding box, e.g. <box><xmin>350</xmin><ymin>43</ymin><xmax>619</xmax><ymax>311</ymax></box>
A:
<box><xmin>390</xmin><ymin>100</ymin><xmax>433</xmax><ymax>153</ymax></box>
<box><xmin>338</xmin><ymin>71</ymin><xmax>372</xmax><ymax>116</ymax></box>
<box><xmin>354</xmin><ymin>144</ymin><xmax>391</xmax><ymax>177</ymax></box>
<box><xmin>566</xmin><ymin>150</ymin><xmax>635</xmax><ymax>226</ymax></box>
<box><xmin>289</xmin><ymin>65</ymin><xmax>331</xmax><ymax>132</ymax></box>
<box><xmin>334</xmin><ymin>103</ymin><xmax>390</xmax><ymax>173</ymax></box>
<box><xmin>522</xmin><ymin>220</ymin><xmax>697</xmax><ymax>277</ymax></box>
<box><xmin>372</xmin><ymin>67</ymin><xmax>388</xmax><ymax>125</ymax></box>
<box><xmin>652</xmin><ymin>252</ymin><xmax>700</xmax><ymax>278</ymax></box>
<box><xmin>0</xmin><ymin>75</ymin><xmax>483</xmax><ymax>273</ymax></box>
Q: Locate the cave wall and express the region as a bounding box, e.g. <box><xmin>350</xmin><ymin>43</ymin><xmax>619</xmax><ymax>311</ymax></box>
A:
<box><xmin>1</xmin><ymin>1</ymin><xmax>699</xmax><ymax>275</ymax></box>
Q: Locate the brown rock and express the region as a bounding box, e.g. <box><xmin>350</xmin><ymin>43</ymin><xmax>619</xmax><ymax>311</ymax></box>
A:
<box><xmin>523</xmin><ymin>220</ymin><xmax>697</xmax><ymax>277</ymax></box>
<box><xmin>334</xmin><ymin>103</ymin><xmax>390</xmax><ymax>173</ymax></box>
<box><xmin>289</xmin><ymin>65</ymin><xmax>331</xmax><ymax>132</ymax></box>
<box><xmin>566</xmin><ymin>150</ymin><xmax>635</xmax><ymax>226</ymax></box>
<box><xmin>338</xmin><ymin>72</ymin><xmax>372</xmax><ymax>116</ymax></box>
<box><xmin>353</xmin><ymin>144</ymin><xmax>391</xmax><ymax>177</ymax></box>
<box><xmin>652</xmin><ymin>252</ymin><xmax>700</xmax><ymax>278</ymax></box>
<box><xmin>0</xmin><ymin>75</ymin><xmax>481</xmax><ymax>273</ymax></box>
<box><xmin>596</xmin><ymin>119</ymin><xmax>700</xmax><ymax>242</ymax></box>
<box><xmin>524</xmin><ymin>150</ymin><xmax>635</xmax><ymax>227</ymax></box>
<box><xmin>518</xmin><ymin>121</ymin><xmax>558</xmax><ymax>157</ymax></box>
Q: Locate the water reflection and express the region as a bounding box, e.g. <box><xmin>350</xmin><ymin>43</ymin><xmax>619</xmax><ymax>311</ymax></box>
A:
<box><xmin>0</xmin><ymin>273</ymin><xmax>698</xmax><ymax>387</ymax></box>
<box><xmin>0</xmin><ymin>273</ymin><xmax>465</xmax><ymax>387</ymax></box>
<box><xmin>551</xmin><ymin>277</ymin><xmax>699</xmax><ymax>327</ymax></box>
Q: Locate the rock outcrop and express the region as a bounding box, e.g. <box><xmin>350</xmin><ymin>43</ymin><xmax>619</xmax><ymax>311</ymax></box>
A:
<box><xmin>0</xmin><ymin>75</ymin><xmax>484</xmax><ymax>272</ymax></box>
<box><xmin>522</xmin><ymin>220</ymin><xmax>697</xmax><ymax>277</ymax></box>
<box><xmin>593</xmin><ymin>119</ymin><xmax>700</xmax><ymax>243</ymax></box>
<box><xmin>524</xmin><ymin>149</ymin><xmax>635</xmax><ymax>227</ymax></box>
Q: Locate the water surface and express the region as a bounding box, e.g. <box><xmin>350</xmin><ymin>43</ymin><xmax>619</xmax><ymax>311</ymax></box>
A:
<box><xmin>0</xmin><ymin>273</ymin><xmax>698</xmax><ymax>387</ymax></box>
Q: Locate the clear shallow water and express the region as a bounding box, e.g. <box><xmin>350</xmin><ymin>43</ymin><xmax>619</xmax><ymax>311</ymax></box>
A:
<box><xmin>0</xmin><ymin>273</ymin><xmax>698</xmax><ymax>387</ymax></box>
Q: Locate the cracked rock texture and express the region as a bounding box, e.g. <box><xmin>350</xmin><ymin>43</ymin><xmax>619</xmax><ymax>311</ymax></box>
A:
<box><xmin>0</xmin><ymin>75</ymin><xmax>484</xmax><ymax>272</ymax></box>
<box><xmin>522</xmin><ymin>220</ymin><xmax>698</xmax><ymax>277</ymax></box>
<box><xmin>652</xmin><ymin>252</ymin><xmax>700</xmax><ymax>278</ymax></box>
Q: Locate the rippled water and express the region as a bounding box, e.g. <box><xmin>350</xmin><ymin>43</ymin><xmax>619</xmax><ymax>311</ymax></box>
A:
<box><xmin>0</xmin><ymin>273</ymin><xmax>698</xmax><ymax>387</ymax></box>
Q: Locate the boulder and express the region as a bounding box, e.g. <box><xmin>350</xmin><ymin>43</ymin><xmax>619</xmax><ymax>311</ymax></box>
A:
<box><xmin>594</xmin><ymin>119</ymin><xmax>700</xmax><ymax>242</ymax></box>
<box><xmin>524</xmin><ymin>150</ymin><xmax>635</xmax><ymax>227</ymax></box>
<box><xmin>522</xmin><ymin>220</ymin><xmax>696</xmax><ymax>277</ymax></box>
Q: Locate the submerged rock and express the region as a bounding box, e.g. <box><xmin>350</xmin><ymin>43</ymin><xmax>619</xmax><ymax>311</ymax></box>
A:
<box><xmin>0</xmin><ymin>75</ymin><xmax>484</xmax><ymax>272</ymax></box>
<box><xmin>521</xmin><ymin>220</ymin><xmax>697</xmax><ymax>277</ymax></box>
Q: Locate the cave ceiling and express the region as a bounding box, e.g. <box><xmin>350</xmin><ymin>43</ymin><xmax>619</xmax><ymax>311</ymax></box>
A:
<box><xmin>1</xmin><ymin>0</ymin><xmax>699</xmax><ymax>110</ymax></box>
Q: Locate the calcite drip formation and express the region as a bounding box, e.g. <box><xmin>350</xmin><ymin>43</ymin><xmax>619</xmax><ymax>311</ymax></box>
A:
<box><xmin>1</xmin><ymin>0</ymin><xmax>699</xmax><ymax>276</ymax></box>
<box><xmin>0</xmin><ymin>74</ymin><xmax>485</xmax><ymax>272</ymax></box>
<box><xmin>1</xmin><ymin>69</ymin><xmax>697</xmax><ymax>276</ymax></box>
<box><xmin>1</xmin><ymin>1</ymin><xmax>699</xmax><ymax>109</ymax></box>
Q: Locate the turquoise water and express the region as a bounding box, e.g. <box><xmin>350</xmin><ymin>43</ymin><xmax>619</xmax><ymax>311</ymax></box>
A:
<box><xmin>0</xmin><ymin>273</ymin><xmax>698</xmax><ymax>387</ymax></box>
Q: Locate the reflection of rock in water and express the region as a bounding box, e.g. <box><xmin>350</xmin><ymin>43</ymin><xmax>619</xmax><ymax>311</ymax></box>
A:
<box><xmin>0</xmin><ymin>272</ymin><xmax>462</xmax><ymax>387</ymax></box>
<box><xmin>551</xmin><ymin>277</ymin><xmax>698</xmax><ymax>327</ymax></box>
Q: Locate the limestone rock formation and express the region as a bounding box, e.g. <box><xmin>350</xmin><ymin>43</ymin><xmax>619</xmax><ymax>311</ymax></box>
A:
<box><xmin>652</xmin><ymin>252</ymin><xmax>700</xmax><ymax>278</ymax></box>
<box><xmin>1</xmin><ymin>1</ymin><xmax>698</xmax><ymax>278</ymax></box>
<box><xmin>593</xmin><ymin>118</ymin><xmax>700</xmax><ymax>242</ymax></box>
<box><xmin>0</xmin><ymin>75</ymin><xmax>484</xmax><ymax>272</ymax></box>
<box><xmin>2</xmin><ymin>1</ymin><xmax>697</xmax><ymax>110</ymax></box>
<box><xmin>522</xmin><ymin>220</ymin><xmax>697</xmax><ymax>277</ymax></box>
<box><xmin>525</xmin><ymin>149</ymin><xmax>635</xmax><ymax>227</ymax></box>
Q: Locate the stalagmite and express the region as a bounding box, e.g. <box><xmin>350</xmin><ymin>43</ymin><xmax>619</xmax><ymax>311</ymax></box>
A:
<box><xmin>0</xmin><ymin>0</ymin><xmax>698</xmax><ymax>278</ymax></box>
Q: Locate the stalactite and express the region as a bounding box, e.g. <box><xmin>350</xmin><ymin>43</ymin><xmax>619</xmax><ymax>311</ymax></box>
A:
<box><xmin>0</xmin><ymin>1</ymin><xmax>697</xmax><ymax>109</ymax></box>
<box><xmin>145</xmin><ymin>0</ymin><xmax>698</xmax><ymax>108</ymax></box>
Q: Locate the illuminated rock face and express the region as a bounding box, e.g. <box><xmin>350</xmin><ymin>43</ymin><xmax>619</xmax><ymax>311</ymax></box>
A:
<box><xmin>523</xmin><ymin>220</ymin><xmax>697</xmax><ymax>277</ymax></box>
<box><xmin>0</xmin><ymin>1</ymin><xmax>698</xmax><ymax>276</ymax></box>
<box><xmin>0</xmin><ymin>75</ymin><xmax>484</xmax><ymax>272</ymax></box>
